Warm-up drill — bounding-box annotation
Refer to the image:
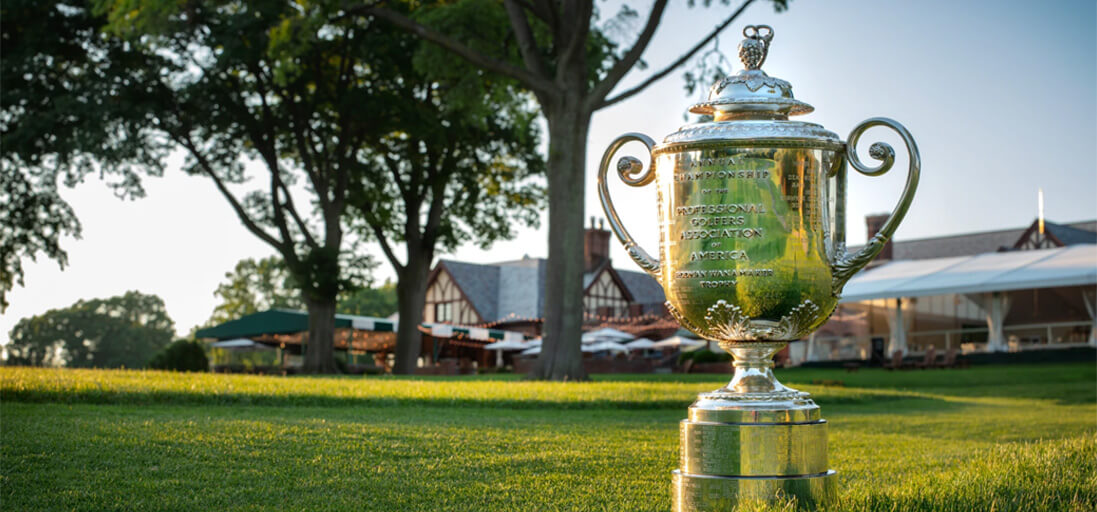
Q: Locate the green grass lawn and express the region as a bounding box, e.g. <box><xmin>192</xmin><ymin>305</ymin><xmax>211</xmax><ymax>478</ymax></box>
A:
<box><xmin>2</xmin><ymin>363</ymin><xmax>1094</xmax><ymax>511</ymax></box>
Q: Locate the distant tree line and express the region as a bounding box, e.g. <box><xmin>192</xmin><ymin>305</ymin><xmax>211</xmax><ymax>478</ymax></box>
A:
<box><xmin>2</xmin><ymin>260</ymin><xmax>398</xmax><ymax>370</ymax></box>
<box><xmin>6</xmin><ymin>291</ymin><xmax>176</xmax><ymax>368</ymax></box>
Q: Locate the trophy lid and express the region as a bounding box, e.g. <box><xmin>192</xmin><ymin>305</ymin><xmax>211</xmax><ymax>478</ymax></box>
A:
<box><xmin>689</xmin><ymin>25</ymin><xmax>813</xmax><ymax>121</ymax></box>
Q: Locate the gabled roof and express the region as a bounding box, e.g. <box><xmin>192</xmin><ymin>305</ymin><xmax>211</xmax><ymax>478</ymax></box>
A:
<box><xmin>1046</xmin><ymin>221</ymin><xmax>1097</xmax><ymax>246</ymax></box>
<box><xmin>617</xmin><ymin>268</ymin><xmax>666</xmax><ymax>305</ymax></box>
<box><xmin>438</xmin><ymin>260</ymin><xmax>499</xmax><ymax>322</ymax></box>
<box><xmin>432</xmin><ymin>257</ymin><xmax>664</xmax><ymax>323</ymax></box>
<box><xmin>849</xmin><ymin>219</ymin><xmax>1096</xmax><ymax>260</ymax></box>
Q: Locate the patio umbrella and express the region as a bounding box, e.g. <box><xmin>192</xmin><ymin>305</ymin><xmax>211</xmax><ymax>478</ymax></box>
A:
<box><xmin>581</xmin><ymin>327</ymin><xmax>635</xmax><ymax>343</ymax></box>
<box><xmin>624</xmin><ymin>338</ymin><xmax>656</xmax><ymax>350</ymax></box>
<box><xmin>651</xmin><ymin>336</ymin><xmax>705</xmax><ymax>349</ymax></box>
<box><xmin>583</xmin><ymin>341</ymin><xmax>630</xmax><ymax>353</ymax></box>
<box><xmin>210</xmin><ymin>338</ymin><xmax>273</xmax><ymax>350</ymax></box>
<box><xmin>484</xmin><ymin>339</ymin><xmax>530</xmax><ymax>366</ymax></box>
<box><xmin>520</xmin><ymin>346</ymin><xmax>541</xmax><ymax>356</ymax></box>
<box><xmin>483</xmin><ymin>340</ymin><xmax>529</xmax><ymax>351</ymax></box>
<box><xmin>673</xmin><ymin>327</ymin><xmax>701</xmax><ymax>339</ymax></box>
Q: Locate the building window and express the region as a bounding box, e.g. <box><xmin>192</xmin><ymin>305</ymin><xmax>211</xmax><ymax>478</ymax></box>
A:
<box><xmin>435</xmin><ymin>302</ymin><xmax>453</xmax><ymax>323</ymax></box>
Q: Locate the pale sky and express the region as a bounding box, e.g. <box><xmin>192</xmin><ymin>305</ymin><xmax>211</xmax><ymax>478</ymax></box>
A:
<box><xmin>3</xmin><ymin>0</ymin><xmax>1095</xmax><ymax>343</ymax></box>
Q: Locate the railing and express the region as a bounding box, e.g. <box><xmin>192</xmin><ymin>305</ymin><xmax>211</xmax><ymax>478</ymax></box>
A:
<box><xmin>807</xmin><ymin>321</ymin><xmax>1093</xmax><ymax>361</ymax></box>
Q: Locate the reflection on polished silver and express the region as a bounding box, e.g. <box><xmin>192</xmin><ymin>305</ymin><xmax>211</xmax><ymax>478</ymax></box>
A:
<box><xmin>597</xmin><ymin>23</ymin><xmax>921</xmax><ymax>510</ymax></box>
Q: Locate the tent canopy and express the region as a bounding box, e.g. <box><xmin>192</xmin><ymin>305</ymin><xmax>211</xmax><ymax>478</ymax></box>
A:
<box><xmin>195</xmin><ymin>309</ymin><xmax>396</xmax><ymax>340</ymax></box>
<box><xmin>841</xmin><ymin>244</ymin><xmax>1097</xmax><ymax>302</ymax></box>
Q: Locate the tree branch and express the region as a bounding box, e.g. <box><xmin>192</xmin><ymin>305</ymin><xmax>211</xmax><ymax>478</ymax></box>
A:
<box><xmin>170</xmin><ymin>132</ymin><xmax>286</xmax><ymax>253</ymax></box>
<box><xmin>553</xmin><ymin>1</ymin><xmax>593</xmax><ymax>86</ymax></box>
<box><xmin>587</xmin><ymin>0</ymin><xmax>669</xmax><ymax>105</ymax></box>
<box><xmin>362</xmin><ymin>6</ymin><xmax>559</xmax><ymax>97</ymax></box>
<box><xmin>368</xmin><ymin>216</ymin><xmax>404</xmax><ymax>272</ymax></box>
<box><xmin>278</xmin><ymin>178</ymin><xmax>319</xmax><ymax>249</ymax></box>
<box><xmin>596</xmin><ymin>0</ymin><xmax>756</xmax><ymax>110</ymax></box>
<box><xmin>503</xmin><ymin>0</ymin><xmax>549</xmax><ymax>78</ymax></box>
<box><xmin>512</xmin><ymin>0</ymin><xmax>554</xmax><ymax>23</ymax></box>
<box><xmin>218</xmin><ymin>67</ymin><xmax>320</xmax><ymax>250</ymax></box>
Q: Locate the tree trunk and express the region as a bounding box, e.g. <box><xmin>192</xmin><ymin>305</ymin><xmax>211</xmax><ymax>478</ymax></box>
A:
<box><xmin>392</xmin><ymin>250</ymin><xmax>432</xmax><ymax>375</ymax></box>
<box><xmin>302</xmin><ymin>297</ymin><xmax>340</xmax><ymax>373</ymax></box>
<box><xmin>532</xmin><ymin>101</ymin><xmax>591</xmax><ymax>381</ymax></box>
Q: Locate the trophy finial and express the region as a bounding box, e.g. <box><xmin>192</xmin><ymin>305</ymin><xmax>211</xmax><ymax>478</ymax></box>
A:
<box><xmin>739</xmin><ymin>25</ymin><xmax>773</xmax><ymax>70</ymax></box>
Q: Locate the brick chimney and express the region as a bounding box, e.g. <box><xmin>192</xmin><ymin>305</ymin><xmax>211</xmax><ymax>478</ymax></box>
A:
<box><xmin>584</xmin><ymin>216</ymin><xmax>611</xmax><ymax>272</ymax></box>
<box><xmin>865</xmin><ymin>213</ymin><xmax>893</xmax><ymax>260</ymax></box>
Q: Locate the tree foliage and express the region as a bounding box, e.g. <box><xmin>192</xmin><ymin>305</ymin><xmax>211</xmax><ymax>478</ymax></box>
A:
<box><xmin>338</xmin><ymin>281</ymin><xmax>398</xmax><ymax>318</ymax></box>
<box><xmin>0</xmin><ymin>0</ymin><xmax>166</xmax><ymax>310</ymax></box>
<box><xmin>206</xmin><ymin>256</ymin><xmax>397</xmax><ymax>322</ymax></box>
<box><xmin>6</xmin><ymin>291</ymin><xmax>175</xmax><ymax>368</ymax></box>
<box><xmin>208</xmin><ymin>256</ymin><xmax>304</xmax><ymax>325</ymax></box>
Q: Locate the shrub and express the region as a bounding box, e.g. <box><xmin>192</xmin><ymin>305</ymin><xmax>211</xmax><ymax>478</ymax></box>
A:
<box><xmin>148</xmin><ymin>339</ymin><xmax>209</xmax><ymax>372</ymax></box>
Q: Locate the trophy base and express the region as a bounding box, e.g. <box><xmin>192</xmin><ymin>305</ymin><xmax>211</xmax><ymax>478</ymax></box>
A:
<box><xmin>672</xmin><ymin>341</ymin><xmax>836</xmax><ymax>511</ymax></box>
<box><xmin>673</xmin><ymin>470</ymin><xmax>837</xmax><ymax>511</ymax></box>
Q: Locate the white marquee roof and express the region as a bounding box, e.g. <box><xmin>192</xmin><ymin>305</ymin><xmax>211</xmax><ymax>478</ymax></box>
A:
<box><xmin>840</xmin><ymin>244</ymin><xmax>1097</xmax><ymax>302</ymax></box>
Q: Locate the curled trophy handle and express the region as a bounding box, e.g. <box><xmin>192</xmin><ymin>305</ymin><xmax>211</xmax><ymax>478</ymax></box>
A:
<box><xmin>832</xmin><ymin>117</ymin><xmax>920</xmax><ymax>290</ymax></box>
<box><xmin>597</xmin><ymin>133</ymin><xmax>661</xmax><ymax>279</ymax></box>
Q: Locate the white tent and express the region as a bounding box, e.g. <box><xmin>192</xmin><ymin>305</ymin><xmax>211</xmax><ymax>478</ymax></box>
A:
<box><xmin>581</xmin><ymin>327</ymin><xmax>635</xmax><ymax>343</ymax></box>
<box><xmin>840</xmin><ymin>244</ymin><xmax>1097</xmax><ymax>302</ymax></box>
<box><xmin>840</xmin><ymin>244</ymin><xmax>1097</xmax><ymax>353</ymax></box>
<box><xmin>624</xmin><ymin>338</ymin><xmax>656</xmax><ymax>350</ymax></box>
<box><xmin>651</xmin><ymin>336</ymin><xmax>705</xmax><ymax>349</ymax></box>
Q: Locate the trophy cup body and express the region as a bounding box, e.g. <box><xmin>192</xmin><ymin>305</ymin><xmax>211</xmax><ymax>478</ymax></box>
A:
<box><xmin>598</xmin><ymin>26</ymin><xmax>919</xmax><ymax>510</ymax></box>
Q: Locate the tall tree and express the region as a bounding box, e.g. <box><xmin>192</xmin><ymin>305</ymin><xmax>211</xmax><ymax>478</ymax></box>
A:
<box><xmin>341</xmin><ymin>25</ymin><xmax>544</xmax><ymax>374</ymax></box>
<box><xmin>4</xmin><ymin>1</ymin><xmax>392</xmax><ymax>372</ymax></box>
<box><xmin>355</xmin><ymin>0</ymin><xmax>788</xmax><ymax>379</ymax></box>
<box><xmin>6</xmin><ymin>291</ymin><xmax>175</xmax><ymax>368</ymax></box>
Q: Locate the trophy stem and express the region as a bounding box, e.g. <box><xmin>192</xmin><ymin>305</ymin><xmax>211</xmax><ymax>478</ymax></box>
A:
<box><xmin>707</xmin><ymin>341</ymin><xmax>806</xmax><ymax>400</ymax></box>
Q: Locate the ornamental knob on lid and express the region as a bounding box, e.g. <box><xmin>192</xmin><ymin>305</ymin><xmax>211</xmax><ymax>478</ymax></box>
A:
<box><xmin>689</xmin><ymin>25</ymin><xmax>813</xmax><ymax>121</ymax></box>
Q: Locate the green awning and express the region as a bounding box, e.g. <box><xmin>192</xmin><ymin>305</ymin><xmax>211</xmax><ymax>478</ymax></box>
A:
<box><xmin>195</xmin><ymin>309</ymin><xmax>396</xmax><ymax>340</ymax></box>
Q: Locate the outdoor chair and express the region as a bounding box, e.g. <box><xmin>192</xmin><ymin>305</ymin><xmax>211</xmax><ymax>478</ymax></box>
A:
<box><xmin>882</xmin><ymin>350</ymin><xmax>905</xmax><ymax>371</ymax></box>
<box><xmin>915</xmin><ymin>346</ymin><xmax>937</xmax><ymax>369</ymax></box>
<box><xmin>937</xmin><ymin>348</ymin><xmax>958</xmax><ymax>369</ymax></box>
<box><xmin>938</xmin><ymin>348</ymin><xmax>971</xmax><ymax>369</ymax></box>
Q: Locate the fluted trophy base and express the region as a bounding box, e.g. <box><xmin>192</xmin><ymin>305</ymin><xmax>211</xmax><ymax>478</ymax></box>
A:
<box><xmin>673</xmin><ymin>342</ymin><xmax>836</xmax><ymax>511</ymax></box>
